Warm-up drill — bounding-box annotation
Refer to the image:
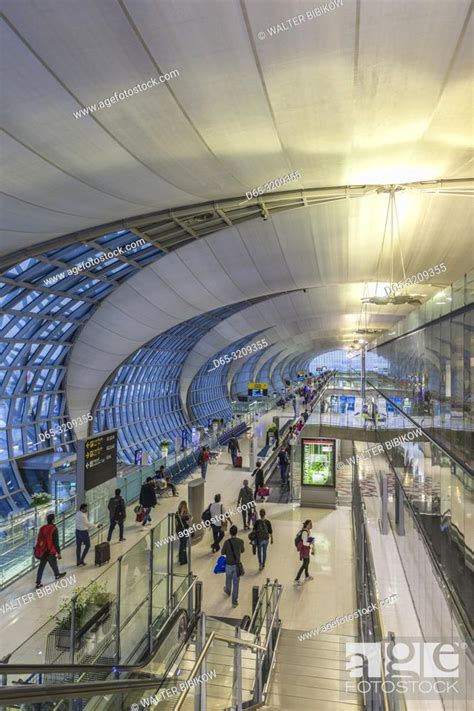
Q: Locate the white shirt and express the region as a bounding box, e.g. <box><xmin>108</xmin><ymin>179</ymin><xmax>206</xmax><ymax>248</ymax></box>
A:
<box><xmin>209</xmin><ymin>502</ymin><xmax>225</xmax><ymax>522</ymax></box>
<box><xmin>75</xmin><ymin>510</ymin><xmax>91</xmax><ymax>531</ymax></box>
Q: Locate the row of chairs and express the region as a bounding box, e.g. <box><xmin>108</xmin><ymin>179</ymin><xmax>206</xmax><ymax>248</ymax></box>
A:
<box><xmin>162</xmin><ymin>421</ymin><xmax>250</xmax><ymax>488</ymax></box>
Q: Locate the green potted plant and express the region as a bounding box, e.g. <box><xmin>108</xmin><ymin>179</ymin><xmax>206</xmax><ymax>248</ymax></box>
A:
<box><xmin>54</xmin><ymin>581</ymin><xmax>112</xmax><ymax>649</ymax></box>
<box><xmin>159</xmin><ymin>440</ymin><xmax>170</xmax><ymax>457</ymax></box>
<box><xmin>30</xmin><ymin>492</ymin><xmax>51</xmax><ymax>508</ymax></box>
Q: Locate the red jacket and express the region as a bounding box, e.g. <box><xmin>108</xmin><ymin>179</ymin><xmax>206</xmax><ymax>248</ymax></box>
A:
<box><xmin>34</xmin><ymin>523</ymin><xmax>59</xmax><ymax>558</ymax></box>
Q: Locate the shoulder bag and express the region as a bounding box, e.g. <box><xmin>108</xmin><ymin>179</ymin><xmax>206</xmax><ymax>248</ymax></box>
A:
<box><xmin>229</xmin><ymin>538</ymin><xmax>245</xmax><ymax>577</ymax></box>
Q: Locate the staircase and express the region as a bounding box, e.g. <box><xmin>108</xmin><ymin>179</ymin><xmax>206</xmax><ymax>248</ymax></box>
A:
<box><xmin>150</xmin><ymin>616</ymin><xmax>258</xmax><ymax>709</ymax></box>
<box><xmin>264</xmin><ymin>628</ymin><xmax>363</xmax><ymax>710</ymax></box>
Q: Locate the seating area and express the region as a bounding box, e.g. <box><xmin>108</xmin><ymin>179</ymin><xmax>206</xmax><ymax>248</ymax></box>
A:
<box><xmin>165</xmin><ymin>420</ymin><xmax>250</xmax><ymax>486</ymax></box>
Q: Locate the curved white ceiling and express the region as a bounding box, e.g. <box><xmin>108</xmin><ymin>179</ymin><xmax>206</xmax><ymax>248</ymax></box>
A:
<box><xmin>66</xmin><ymin>192</ymin><xmax>472</xmax><ymax>424</ymax></box>
<box><xmin>1</xmin><ymin>0</ymin><xmax>472</xmax><ymax>253</ymax></box>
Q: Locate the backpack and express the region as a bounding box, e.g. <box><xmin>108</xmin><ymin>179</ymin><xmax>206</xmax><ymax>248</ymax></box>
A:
<box><xmin>294</xmin><ymin>529</ymin><xmax>304</xmax><ymax>549</ymax></box>
<box><xmin>255</xmin><ymin>519</ymin><xmax>269</xmax><ymax>543</ymax></box>
<box><xmin>202</xmin><ymin>505</ymin><xmax>212</xmax><ymax>523</ymax></box>
<box><xmin>34</xmin><ymin>524</ymin><xmax>57</xmax><ymax>559</ymax></box>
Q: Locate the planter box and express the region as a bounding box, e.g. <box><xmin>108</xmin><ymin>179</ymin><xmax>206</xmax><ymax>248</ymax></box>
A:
<box><xmin>54</xmin><ymin>601</ymin><xmax>112</xmax><ymax>650</ymax></box>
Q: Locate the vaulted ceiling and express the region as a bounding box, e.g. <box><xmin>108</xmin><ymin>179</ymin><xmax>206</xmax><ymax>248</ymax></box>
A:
<box><xmin>1</xmin><ymin>0</ymin><xmax>473</xmax><ymax>421</ymax></box>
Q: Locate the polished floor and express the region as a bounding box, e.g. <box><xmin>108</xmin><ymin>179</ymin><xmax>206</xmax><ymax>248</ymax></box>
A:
<box><xmin>0</xmin><ymin>403</ymin><xmax>358</xmax><ymax>659</ymax></box>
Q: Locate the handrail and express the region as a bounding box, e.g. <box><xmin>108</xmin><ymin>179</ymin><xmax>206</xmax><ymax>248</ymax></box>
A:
<box><xmin>1</xmin><ymin>576</ymin><xmax>199</xmax><ymax>676</ymax></box>
<box><xmin>0</xmin><ymin>631</ymin><xmax>267</xmax><ymax>703</ymax></box>
<box><xmin>259</xmin><ymin>373</ymin><xmax>335</xmax><ymax>482</ymax></box>
<box><xmin>365</xmin><ymin>377</ymin><xmax>473</xmax><ymax>476</ymax></box>
<box><xmin>355</xmin><ymin>463</ymin><xmax>390</xmax><ymax>711</ymax></box>
<box><xmin>212</xmin><ymin>633</ymin><xmax>267</xmax><ymax>652</ymax></box>
<box><xmin>376</xmin><ymin>431</ymin><xmax>474</xmax><ymax>643</ymax></box>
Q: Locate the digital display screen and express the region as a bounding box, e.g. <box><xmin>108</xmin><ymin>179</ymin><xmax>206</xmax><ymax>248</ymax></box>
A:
<box><xmin>248</xmin><ymin>382</ymin><xmax>268</xmax><ymax>397</ymax></box>
<box><xmin>84</xmin><ymin>431</ymin><xmax>117</xmax><ymax>491</ymax></box>
<box><xmin>301</xmin><ymin>438</ymin><xmax>336</xmax><ymax>488</ymax></box>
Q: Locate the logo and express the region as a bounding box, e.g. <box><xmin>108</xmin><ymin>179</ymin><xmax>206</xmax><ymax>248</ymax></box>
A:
<box><xmin>345</xmin><ymin>641</ymin><xmax>461</xmax><ymax>699</ymax></box>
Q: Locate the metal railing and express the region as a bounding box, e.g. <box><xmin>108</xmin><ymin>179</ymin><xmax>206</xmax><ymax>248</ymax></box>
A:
<box><xmin>0</xmin><ymin>418</ymin><xmax>255</xmax><ymax>590</ymax></box>
<box><xmin>352</xmin><ymin>458</ymin><xmax>406</xmax><ymax>711</ymax></box>
<box><xmin>0</xmin><ymin>580</ymin><xmax>282</xmax><ymax>711</ymax></box>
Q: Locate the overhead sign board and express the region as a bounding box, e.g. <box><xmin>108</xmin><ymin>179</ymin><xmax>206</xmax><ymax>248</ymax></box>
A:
<box><xmin>76</xmin><ymin>429</ymin><xmax>118</xmax><ymax>505</ymax></box>
<box><xmin>247</xmin><ymin>382</ymin><xmax>268</xmax><ymax>397</ymax></box>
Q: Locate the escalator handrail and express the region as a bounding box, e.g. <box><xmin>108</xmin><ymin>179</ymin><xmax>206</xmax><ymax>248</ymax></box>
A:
<box><xmin>0</xmin><ymin>633</ymin><xmax>267</xmax><ymax>703</ymax></box>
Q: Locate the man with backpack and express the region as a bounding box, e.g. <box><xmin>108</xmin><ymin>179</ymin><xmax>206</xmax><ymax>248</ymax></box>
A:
<box><xmin>208</xmin><ymin>493</ymin><xmax>233</xmax><ymax>552</ymax></box>
<box><xmin>253</xmin><ymin>509</ymin><xmax>273</xmax><ymax>571</ymax></box>
<box><xmin>34</xmin><ymin>513</ymin><xmax>66</xmax><ymax>589</ymax></box>
<box><xmin>228</xmin><ymin>436</ymin><xmax>240</xmax><ymax>467</ymax></box>
<box><xmin>139</xmin><ymin>477</ymin><xmax>157</xmax><ymax>526</ymax></box>
<box><xmin>107</xmin><ymin>488</ymin><xmax>127</xmax><ymax>541</ymax></box>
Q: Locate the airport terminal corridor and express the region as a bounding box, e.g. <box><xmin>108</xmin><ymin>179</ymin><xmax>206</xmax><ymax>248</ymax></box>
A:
<box><xmin>0</xmin><ymin>1</ymin><xmax>473</xmax><ymax>710</ymax></box>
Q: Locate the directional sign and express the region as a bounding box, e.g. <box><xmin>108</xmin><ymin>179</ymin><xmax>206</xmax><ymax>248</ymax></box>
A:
<box><xmin>76</xmin><ymin>430</ymin><xmax>118</xmax><ymax>504</ymax></box>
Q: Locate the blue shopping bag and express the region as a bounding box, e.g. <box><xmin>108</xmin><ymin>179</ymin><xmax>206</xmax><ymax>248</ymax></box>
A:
<box><xmin>213</xmin><ymin>555</ymin><xmax>226</xmax><ymax>574</ymax></box>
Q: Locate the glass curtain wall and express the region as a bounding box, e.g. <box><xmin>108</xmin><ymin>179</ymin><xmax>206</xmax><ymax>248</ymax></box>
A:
<box><xmin>230</xmin><ymin>350</ymin><xmax>262</xmax><ymax>398</ymax></box>
<box><xmin>188</xmin><ymin>334</ymin><xmax>261</xmax><ymax>423</ymax></box>
<box><xmin>370</xmin><ymin>305</ymin><xmax>473</xmax><ymax>469</ymax></box>
<box><xmin>93</xmin><ymin>306</ymin><xmax>259</xmax><ymax>464</ymax></box>
<box><xmin>0</xmin><ymin>232</ymin><xmax>162</xmax><ymax>515</ymax></box>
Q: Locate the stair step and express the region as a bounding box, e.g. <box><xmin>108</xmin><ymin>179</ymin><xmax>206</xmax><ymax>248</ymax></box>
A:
<box><xmin>265</xmin><ymin>681</ymin><xmax>359</xmax><ymax>705</ymax></box>
<box><xmin>277</xmin><ymin>639</ymin><xmax>348</xmax><ymax>658</ymax></box>
<box><xmin>270</xmin><ymin>671</ymin><xmax>353</xmax><ymax>692</ymax></box>
<box><xmin>281</xmin><ymin>629</ymin><xmax>358</xmax><ymax>643</ymax></box>
<box><xmin>272</xmin><ymin>662</ymin><xmax>352</xmax><ymax>681</ymax></box>
<box><xmin>264</xmin><ymin>694</ymin><xmax>362</xmax><ymax>711</ymax></box>
<box><xmin>273</xmin><ymin>657</ymin><xmax>350</xmax><ymax>673</ymax></box>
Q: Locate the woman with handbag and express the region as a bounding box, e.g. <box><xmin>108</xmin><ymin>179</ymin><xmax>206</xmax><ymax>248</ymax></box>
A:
<box><xmin>175</xmin><ymin>501</ymin><xmax>192</xmax><ymax>565</ymax></box>
<box><xmin>222</xmin><ymin>525</ymin><xmax>245</xmax><ymax>608</ymax></box>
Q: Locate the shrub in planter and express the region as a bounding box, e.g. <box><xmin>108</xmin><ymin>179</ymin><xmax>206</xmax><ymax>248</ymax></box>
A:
<box><xmin>53</xmin><ymin>582</ymin><xmax>112</xmax><ymax>649</ymax></box>
<box><xmin>159</xmin><ymin>440</ymin><xmax>170</xmax><ymax>456</ymax></box>
<box><xmin>31</xmin><ymin>492</ymin><xmax>51</xmax><ymax>508</ymax></box>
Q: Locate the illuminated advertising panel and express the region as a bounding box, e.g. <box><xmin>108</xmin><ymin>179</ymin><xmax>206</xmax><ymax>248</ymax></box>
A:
<box><xmin>301</xmin><ymin>438</ymin><xmax>336</xmax><ymax>488</ymax></box>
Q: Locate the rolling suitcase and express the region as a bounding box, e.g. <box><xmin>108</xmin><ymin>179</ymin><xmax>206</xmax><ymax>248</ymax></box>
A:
<box><xmin>235</xmin><ymin>456</ymin><xmax>243</xmax><ymax>468</ymax></box>
<box><xmin>95</xmin><ymin>524</ymin><xmax>110</xmax><ymax>566</ymax></box>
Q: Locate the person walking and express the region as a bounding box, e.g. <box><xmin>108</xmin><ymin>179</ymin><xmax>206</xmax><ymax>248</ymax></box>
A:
<box><xmin>222</xmin><ymin>525</ymin><xmax>245</xmax><ymax>608</ymax></box>
<box><xmin>175</xmin><ymin>500</ymin><xmax>192</xmax><ymax>565</ymax></box>
<box><xmin>107</xmin><ymin>489</ymin><xmax>126</xmax><ymax>542</ymax></box>
<box><xmin>139</xmin><ymin>477</ymin><xmax>157</xmax><ymax>525</ymax></box>
<box><xmin>294</xmin><ymin>519</ymin><xmax>314</xmax><ymax>585</ymax></box>
<box><xmin>34</xmin><ymin>513</ymin><xmax>66</xmax><ymax>589</ymax></box>
<box><xmin>228</xmin><ymin>436</ymin><xmax>240</xmax><ymax>467</ymax></box>
<box><xmin>209</xmin><ymin>494</ymin><xmax>232</xmax><ymax>552</ymax></box>
<box><xmin>278</xmin><ymin>448</ymin><xmax>289</xmax><ymax>485</ymax></box>
<box><xmin>251</xmin><ymin>460</ymin><xmax>264</xmax><ymax>501</ymax></box>
<box><xmin>237</xmin><ymin>480</ymin><xmax>254</xmax><ymax>529</ymax></box>
<box><xmin>253</xmin><ymin>509</ymin><xmax>273</xmax><ymax>571</ymax></box>
<box><xmin>75</xmin><ymin>503</ymin><xmax>93</xmax><ymax>566</ymax></box>
<box><xmin>198</xmin><ymin>446</ymin><xmax>210</xmax><ymax>480</ymax></box>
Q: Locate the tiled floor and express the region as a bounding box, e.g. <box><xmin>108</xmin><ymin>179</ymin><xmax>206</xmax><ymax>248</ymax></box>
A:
<box><xmin>0</xmin><ymin>405</ymin><xmax>305</xmax><ymax>658</ymax></box>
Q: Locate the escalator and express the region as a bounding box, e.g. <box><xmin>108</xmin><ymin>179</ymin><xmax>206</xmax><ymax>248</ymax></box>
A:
<box><xmin>0</xmin><ymin>582</ymin><xmax>283</xmax><ymax>711</ymax></box>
